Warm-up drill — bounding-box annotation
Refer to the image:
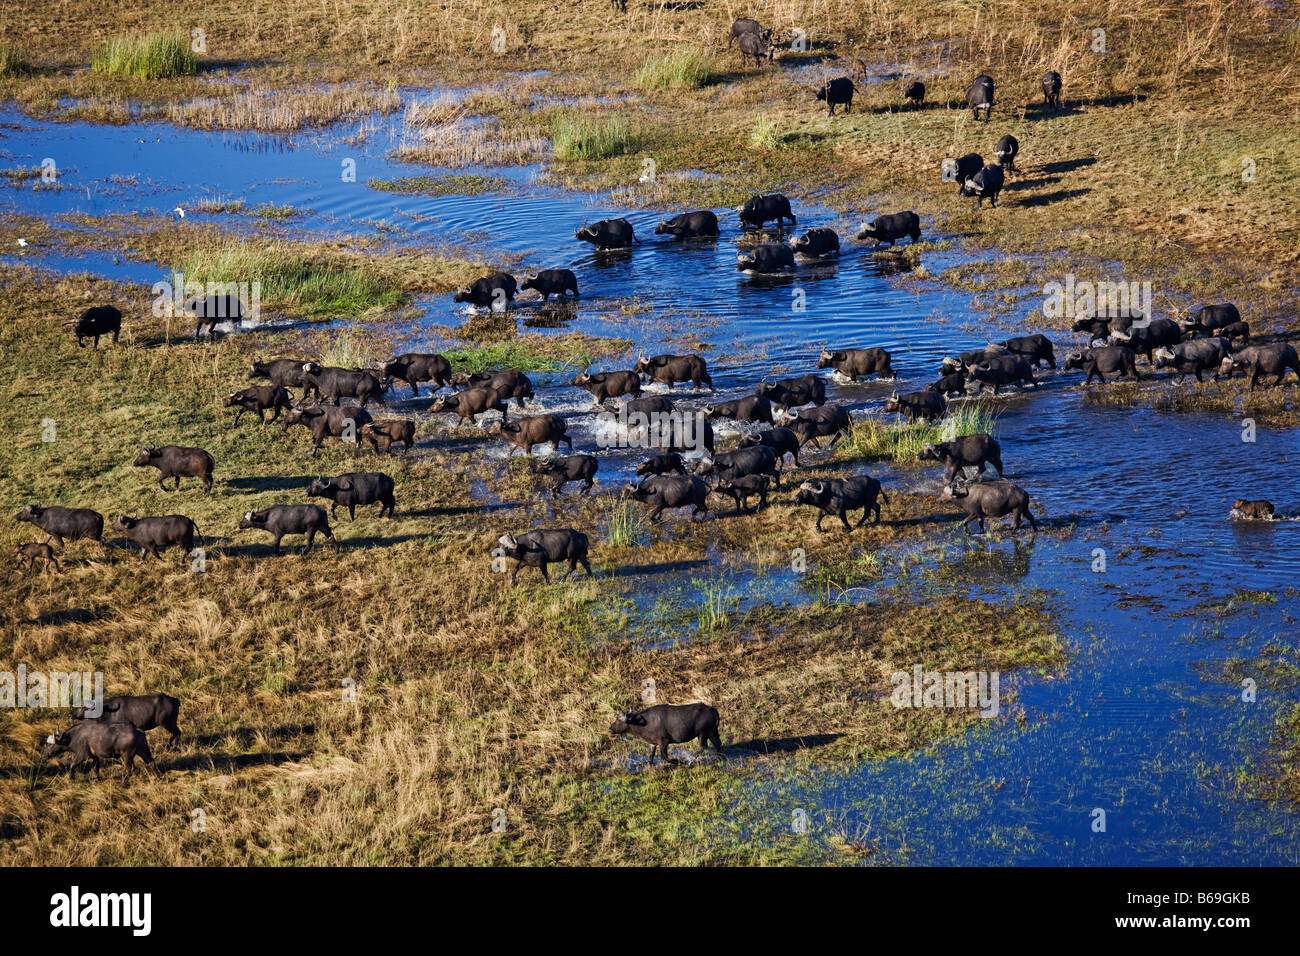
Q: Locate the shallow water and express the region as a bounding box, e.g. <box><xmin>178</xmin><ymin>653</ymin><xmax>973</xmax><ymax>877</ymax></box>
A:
<box><xmin>2</xmin><ymin>102</ymin><xmax>1297</xmax><ymax>864</ymax></box>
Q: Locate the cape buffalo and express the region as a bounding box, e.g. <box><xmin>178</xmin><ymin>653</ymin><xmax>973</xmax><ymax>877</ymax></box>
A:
<box><xmin>530</xmin><ymin>454</ymin><xmax>599</xmax><ymax>495</ymax></box>
<box><xmin>630</xmin><ymin>474</ymin><xmax>711</xmax><ymax>522</ymax></box>
<box><xmin>112</xmin><ymin>514</ymin><xmax>199</xmax><ymax>560</ymax></box>
<box><xmin>816</xmin><ymin>77</ymin><xmax>857</xmax><ymax>115</ymax></box>
<box><xmin>856</xmin><ymin>212</ymin><xmax>921</xmax><ymax>247</ymax></box>
<box><xmin>920</xmin><ymin>434</ymin><xmax>1004</xmax><ymax>487</ymax></box>
<box><xmin>453</xmin><ymin>272</ymin><xmax>518</xmax><ymax>308</ymax></box>
<box><xmin>42</xmin><ymin>722</ymin><xmax>159</xmax><ymax>782</ymax></box>
<box><xmin>133</xmin><ymin>446</ymin><xmax>214</xmax><ymax>494</ymax></box>
<box><xmin>994</xmin><ymin>134</ymin><xmax>1019</xmax><ymax>172</ymax></box>
<box><xmin>654</xmin><ymin>210</ymin><xmax>719</xmax><ymax>239</ymax></box>
<box><xmin>633</xmin><ymin>354</ymin><xmax>713</xmax><ymax>390</ymax></box>
<box><xmin>225</xmin><ymin>385</ymin><xmax>293</xmax><ymax>427</ymax></box>
<box><xmin>609</xmin><ymin>702</ymin><xmax>723</xmax><ymax>765</ymax></box>
<box><xmin>883</xmin><ymin>390</ymin><xmax>945</xmax><ymax>422</ymax></box>
<box><xmin>737</xmin><ymin>242</ymin><xmax>796</xmax><ymax>273</ymax></box>
<box><xmin>521</xmin><ymin>269</ymin><xmax>579</xmax><ymax>300</ymax></box>
<box><xmin>576</xmin><ymin>218</ymin><xmax>639</xmax><ymax>250</ymax></box>
<box><xmin>494</xmin><ymin>529</ymin><xmax>592</xmax><ymax>583</ymax></box>
<box><xmin>383</xmin><ymin>353</ymin><xmax>452</xmax><ymax>397</ymax></box>
<box><xmin>795</xmin><ymin>476</ymin><xmax>888</xmax><ymax>531</ymax></box>
<box><xmin>962</xmin><ymin>164</ymin><xmax>1005</xmax><ymax>208</ymax></box>
<box><xmin>283</xmin><ymin>405</ymin><xmax>374</xmax><ymax>453</ymax></box>
<box><xmin>818</xmin><ymin>347</ymin><xmax>896</xmax><ymax>381</ymax></box>
<box><xmin>1063</xmin><ymin>346</ymin><xmax>1140</xmax><ymax>384</ymax></box>
<box><xmin>945</xmin><ymin>480</ymin><xmax>1038</xmax><ymax>533</ymax></box>
<box><xmin>793</xmin><ymin>227</ymin><xmax>840</xmax><ymax>258</ymax></box>
<box><xmin>74</xmin><ymin>305</ymin><xmax>121</xmax><ymax>347</ymax></box>
<box><xmin>15</xmin><ymin>504</ymin><xmax>103</xmax><ymax>548</ymax></box>
<box><xmin>307</xmin><ymin>473</ymin><xmax>397</xmax><ymax>520</ymax></box>
<box><xmin>1041</xmin><ymin>70</ymin><xmax>1062</xmax><ymax>109</ymax></box>
<box><xmin>966</xmin><ymin>73</ymin><xmax>995</xmax><ymax>120</ymax></box>
<box><xmin>239</xmin><ymin>505</ymin><xmax>338</xmax><ymax>555</ymax></box>
<box><xmin>737</xmin><ymin>194</ymin><xmax>796</xmax><ymax>231</ymax></box>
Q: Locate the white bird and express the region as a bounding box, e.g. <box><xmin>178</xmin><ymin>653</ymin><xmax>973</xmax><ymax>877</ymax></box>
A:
<box><xmin>173</xmin><ymin>206</ymin><xmax>185</xmax><ymax>219</ymax></box>
<box><xmin>16</xmin><ymin>238</ymin><xmax>27</xmax><ymax>247</ymax></box>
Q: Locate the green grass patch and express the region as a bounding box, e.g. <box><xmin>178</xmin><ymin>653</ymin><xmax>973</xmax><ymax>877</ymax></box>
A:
<box><xmin>840</xmin><ymin>402</ymin><xmax>1000</xmax><ymax>463</ymax></box>
<box><xmin>444</xmin><ymin>338</ymin><xmax>627</xmax><ymax>374</ymax></box>
<box><xmin>550</xmin><ymin>114</ymin><xmax>631</xmax><ymax>161</ymax></box>
<box><xmin>176</xmin><ymin>240</ymin><xmax>402</xmax><ymax>319</ymax></box>
<box><xmin>634</xmin><ymin>49</ymin><xmax>715</xmax><ymax>90</ymax></box>
<box><xmin>749</xmin><ymin>115</ymin><xmax>779</xmax><ymax>151</ymax></box>
<box><xmin>368</xmin><ymin>174</ymin><xmax>508</xmax><ymax>196</ymax></box>
<box><xmin>91</xmin><ymin>33</ymin><xmax>198</xmax><ymax>80</ymax></box>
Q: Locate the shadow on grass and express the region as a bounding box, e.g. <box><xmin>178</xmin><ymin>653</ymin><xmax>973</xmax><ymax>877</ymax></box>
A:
<box><xmin>729</xmin><ymin>733</ymin><xmax>845</xmax><ymax>755</ymax></box>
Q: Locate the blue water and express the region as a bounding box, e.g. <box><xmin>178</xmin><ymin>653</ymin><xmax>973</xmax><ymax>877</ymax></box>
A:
<box><xmin>2</xmin><ymin>101</ymin><xmax>1297</xmax><ymax>864</ymax></box>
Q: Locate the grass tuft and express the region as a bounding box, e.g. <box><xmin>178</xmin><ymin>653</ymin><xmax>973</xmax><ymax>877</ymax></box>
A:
<box><xmin>551</xmin><ymin>114</ymin><xmax>631</xmax><ymax>161</ymax></box>
<box><xmin>92</xmin><ymin>33</ymin><xmax>197</xmax><ymax>80</ymax></box>
<box><xmin>0</xmin><ymin>44</ymin><xmax>33</xmax><ymax>77</ymax></box>
<box><xmin>635</xmin><ymin>49</ymin><xmax>715</xmax><ymax>90</ymax></box>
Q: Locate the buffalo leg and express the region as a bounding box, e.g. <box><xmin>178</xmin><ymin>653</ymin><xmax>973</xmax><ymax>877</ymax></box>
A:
<box><xmin>302</xmin><ymin>530</ymin><xmax>315</xmax><ymax>555</ymax></box>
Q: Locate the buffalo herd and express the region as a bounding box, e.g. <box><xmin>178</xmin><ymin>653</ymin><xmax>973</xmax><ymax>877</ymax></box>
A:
<box><xmin>22</xmin><ymin>16</ymin><xmax>1298</xmax><ymax>776</ymax></box>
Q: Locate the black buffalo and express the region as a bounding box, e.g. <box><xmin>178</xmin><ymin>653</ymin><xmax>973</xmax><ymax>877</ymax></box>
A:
<box><xmin>737</xmin><ymin>194</ymin><xmax>796</xmax><ymax>231</ymax></box>
<box><xmin>112</xmin><ymin>514</ymin><xmax>199</xmax><ymax>560</ymax></box>
<box><xmin>629</xmin><ymin>475</ymin><xmax>711</xmax><ymax>522</ymax></box>
<box><xmin>816</xmin><ymin>77</ymin><xmax>857</xmax><ymax>115</ymax></box>
<box><xmin>74</xmin><ymin>305</ymin><xmax>121</xmax><ymax>348</ymax></box>
<box><xmin>530</xmin><ymin>454</ymin><xmax>599</xmax><ymax>495</ymax></box>
<box><xmin>133</xmin><ymin>445</ymin><xmax>214</xmax><ymax>494</ymax></box>
<box><xmin>856</xmin><ymin>211</ymin><xmax>921</xmax><ymax>247</ymax></box>
<box><xmin>966</xmin><ymin>74</ymin><xmax>995</xmax><ymax>120</ymax></box>
<box><xmin>633</xmin><ymin>354</ymin><xmax>713</xmax><ymax>390</ymax></box>
<box><xmin>576</xmin><ymin>218</ymin><xmax>639</xmax><ymax>250</ymax></box>
<box><xmin>609</xmin><ymin>703</ymin><xmax>722</xmax><ymax>765</ymax></box>
<box><xmin>793</xmin><ymin>227</ymin><xmax>840</xmax><ymax>258</ymax></box>
<box><xmin>453</xmin><ymin>272</ymin><xmax>518</xmax><ymax>308</ymax></box>
<box><xmin>239</xmin><ymin>505</ymin><xmax>338</xmax><ymax>555</ymax></box>
<box><xmin>818</xmin><ymin>346</ymin><xmax>896</xmax><ymax>381</ymax></box>
<box><xmin>494</xmin><ymin>529</ymin><xmax>592</xmax><ymax>583</ymax></box>
<box><xmin>521</xmin><ymin>269</ymin><xmax>579</xmax><ymax>300</ymax></box>
<box><xmin>307</xmin><ymin>473</ymin><xmax>396</xmax><ymax>520</ymax></box>
<box><xmin>15</xmin><ymin>504</ymin><xmax>103</xmax><ymax>548</ymax></box>
<box><xmin>961</xmin><ymin>164</ymin><xmax>1005</xmax><ymax>208</ymax></box>
<box><xmin>654</xmin><ymin>210</ymin><xmax>719</xmax><ymax>239</ymax></box>
<box><xmin>383</xmin><ymin>353</ymin><xmax>452</xmax><ymax>397</ymax></box>
<box><xmin>1063</xmin><ymin>346</ymin><xmax>1140</xmax><ymax>384</ymax></box>
<box><xmin>795</xmin><ymin>476</ymin><xmax>888</xmax><ymax>531</ymax></box>
<box><xmin>1041</xmin><ymin>70</ymin><xmax>1062</xmax><ymax>109</ymax></box>
<box><xmin>737</xmin><ymin>242</ymin><xmax>795</xmax><ymax>273</ymax></box>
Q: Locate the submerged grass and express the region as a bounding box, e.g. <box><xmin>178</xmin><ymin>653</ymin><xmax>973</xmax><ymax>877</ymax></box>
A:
<box><xmin>92</xmin><ymin>33</ymin><xmax>197</xmax><ymax>80</ymax></box>
<box><xmin>368</xmin><ymin>174</ymin><xmax>508</xmax><ymax>197</ymax></box>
